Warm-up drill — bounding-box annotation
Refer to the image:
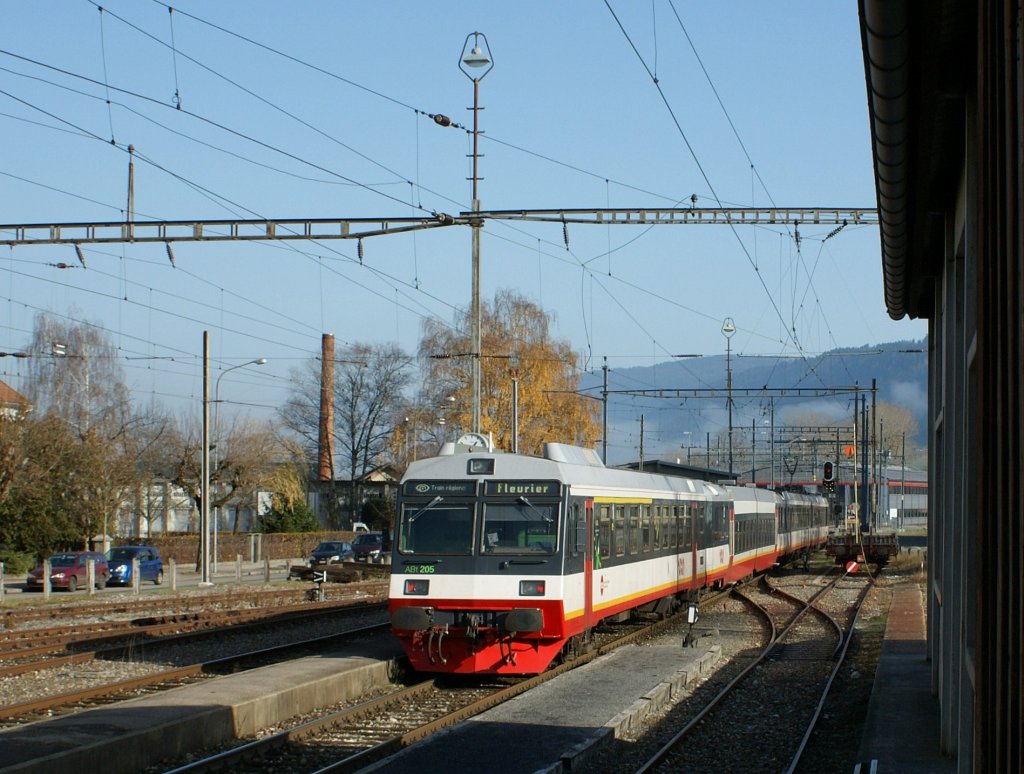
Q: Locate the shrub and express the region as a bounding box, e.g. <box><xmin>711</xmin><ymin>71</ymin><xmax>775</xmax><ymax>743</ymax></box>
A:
<box><xmin>260</xmin><ymin>499</ymin><xmax>318</xmax><ymax>533</ymax></box>
<box><xmin>0</xmin><ymin>548</ymin><xmax>37</xmax><ymax>574</ymax></box>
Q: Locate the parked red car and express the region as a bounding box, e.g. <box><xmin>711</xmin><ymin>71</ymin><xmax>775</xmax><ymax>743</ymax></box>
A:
<box><xmin>352</xmin><ymin>532</ymin><xmax>389</xmax><ymax>562</ymax></box>
<box><xmin>26</xmin><ymin>551</ymin><xmax>109</xmax><ymax>592</ymax></box>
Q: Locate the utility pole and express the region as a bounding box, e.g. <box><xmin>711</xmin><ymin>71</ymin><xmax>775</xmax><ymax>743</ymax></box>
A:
<box><xmin>200</xmin><ymin>331</ymin><xmax>211</xmax><ymax>586</ymax></box>
<box><xmin>638</xmin><ymin>414</ymin><xmax>645</xmax><ymax>471</ymax></box>
<box><xmin>602</xmin><ymin>358</ymin><xmax>609</xmax><ymax>463</ymax></box>
<box><xmin>871</xmin><ymin>377</ymin><xmax>878</xmax><ymax>530</ymax></box>
<box><xmin>861</xmin><ymin>392</ymin><xmax>870</xmax><ymax>532</ymax></box>
<box><xmin>900</xmin><ymin>432</ymin><xmax>906</xmax><ymax>530</ymax></box>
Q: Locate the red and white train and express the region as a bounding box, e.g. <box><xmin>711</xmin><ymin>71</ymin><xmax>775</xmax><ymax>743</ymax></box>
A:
<box><xmin>388</xmin><ymin>436</ymin><xmax>830</xmax><ymax>675</ymax></box>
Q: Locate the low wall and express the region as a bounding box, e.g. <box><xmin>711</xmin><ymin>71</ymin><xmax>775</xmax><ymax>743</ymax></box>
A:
<box><xmin>147</xmin><ymin>532</ymin><xmax>364</xmax><ymax>566</ymax></box>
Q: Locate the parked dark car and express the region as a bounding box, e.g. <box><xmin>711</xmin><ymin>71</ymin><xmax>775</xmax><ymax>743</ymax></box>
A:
<box><xmin>26</xmin><ymin>551</ymin><xmax>109</xmax><ymax>592</ymax></box>
<box><xmin>107</xmin><ymin>545</ymin><xmax>164</xmax><ymax>586</ymax></box>
<box><xmin>351</xmin><ymin>532</ymin><xmax>388</xmax><ymax>562</ymax></box>
<box><xmin>309</xmin><ymin>540</ymin><xmax>353</xmax><ymax>566</ymax></box>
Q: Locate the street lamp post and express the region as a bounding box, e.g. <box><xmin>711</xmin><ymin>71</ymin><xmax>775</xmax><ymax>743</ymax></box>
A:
<box><xmin>213</xmin><ymin>356</ymin><xmax>267</xmax><ymax>573</ymax></box>
<box><xmin>200</xmin><ymin>339</ymin><xmax>266</xmax><ymax>586</ymax></box>
<box><xmin>722</xmin><ymin>317</ymin><xmax>736</xmax><ymax>477</ymax></box>
<box><xmin>460</xmin><ymin>31</ymin><xmax>493</xmax><ymax>434</ymax></box>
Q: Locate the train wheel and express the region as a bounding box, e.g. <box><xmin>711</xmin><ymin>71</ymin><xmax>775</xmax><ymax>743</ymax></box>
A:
<box><xmin>560</xmin><ymin>632</ymin><xmax>591</xmax><ymax>663</ymax></box>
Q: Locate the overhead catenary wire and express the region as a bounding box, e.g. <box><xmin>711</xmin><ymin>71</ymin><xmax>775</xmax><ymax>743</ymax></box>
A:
<box><xmin>95</xmin><ymin>4</ymin><xmax>116</xmax><ymax>143</ymax></box>
<box><xmin>166</xmin><ymin>4</ymin><xmax>182</xmax><ymax>109</ymax></box>
<box><xmin>664</xmin><ymin>0</ymin><xmax>858</xmax><ymax>383</ymax></box>
<box><xmin>0</xmin><ymin>48</ymin><xmax>435</xmax><ymax>215</ymax></box>
<box><xmin>4</xmin><ymin>13</ymin><xmax>835</xmax><ymax>366</ymax></box>
<box><xmin>0</xmin><ymin>71</ymin><xmax>467</xmax><ymax>334</ymax></box>
<box><xmin>1</xmin><ymin>4</ymin><xmax>886</xmax><ymax>442</ymax></box>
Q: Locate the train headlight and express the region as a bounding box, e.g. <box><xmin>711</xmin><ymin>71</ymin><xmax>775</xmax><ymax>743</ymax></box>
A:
<box><xmin>404</xmin><ymin>579</ymin><xmax>429</xmax><ymax>595</ymax></box>
<box><xmin>519</xmin><ymin>580</ymin><xmax>546</xmax><ymax>596</ymax></box>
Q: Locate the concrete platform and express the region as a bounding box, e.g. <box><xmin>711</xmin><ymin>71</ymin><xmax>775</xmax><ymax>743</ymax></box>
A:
<box><xmin>364</xmin><ymin>634</ymin><xmax>721</xmax><ymax>774</ymax></box>
<box><xmin>855</xmin><ymin>583</ymin><xmax>956</xmax><ymax>773</ymax></box>
<box><xmin>0</xmin><ymin>639</ymin><xmax>404</xmax><ymax>774</ymax></box>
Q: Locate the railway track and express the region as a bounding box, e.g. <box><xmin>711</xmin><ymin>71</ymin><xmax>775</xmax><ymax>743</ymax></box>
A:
<box><xmin>0</xmin><ymin>596</ymin><xmax>386</xmax><ymax>670</ymax></box>
<box><xmin>1</xmin><ymin>578</ymin><xmax>389</xmax><ymax>630</ymax></box>
<box><xmin>634</xmin><ymin>565</ymin><xmax>873</xmax><ymax>772</ymax></box>
<box><xmin>0</xmin><ymin>587</ymin><xmax>311</xmax><ymax>628</ymax></box>
<box><xmin>148</xmin><ymin>606</ymin><xmax>694</xmax><ymax>773</ymax></box>
<box><xmin>0</xmin><ymin>602</ymin><xmax>390</xmax><ymax>727</ymax></box>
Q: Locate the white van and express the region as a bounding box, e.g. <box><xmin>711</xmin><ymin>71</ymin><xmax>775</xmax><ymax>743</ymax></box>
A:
<box><xmin>352</xmin><ymin>522</ymin><xmax>369</xmax><ymax>533</ymax></box>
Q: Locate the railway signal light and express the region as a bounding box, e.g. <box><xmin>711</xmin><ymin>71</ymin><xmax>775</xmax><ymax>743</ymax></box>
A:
<box><xmin>823</xmin><ymin>461</ymin><xmax>836</xmax><ymax>493</ymax></box>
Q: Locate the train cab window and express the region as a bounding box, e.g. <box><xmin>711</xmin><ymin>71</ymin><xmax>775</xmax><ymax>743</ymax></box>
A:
<box><xmin>481</xmin><ymin>500</ymin><xmax>558</xmax><ymax>554</ymax></box>
<box><xmin>398</xmin><ymin>501</ymin><xmax>474</xmax><ymax>555</ymax></box>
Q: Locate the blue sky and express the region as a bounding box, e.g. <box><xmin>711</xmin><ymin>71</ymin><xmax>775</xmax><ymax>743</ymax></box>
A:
<box><xmin>0</xmin><ymin>1</ymin><xmax>927</xmax><ymax>429</ymax></box>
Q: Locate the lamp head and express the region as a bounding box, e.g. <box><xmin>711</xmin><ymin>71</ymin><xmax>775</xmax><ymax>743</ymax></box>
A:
<box><xmin>463</xmin><ymin>46</ymin><xmax>490</xmax><ymax>68</ymax></box>
<box><xmin>459</xmin><ymin>32</ymin><xmax>493</xmax><ymax>79</ymax></box>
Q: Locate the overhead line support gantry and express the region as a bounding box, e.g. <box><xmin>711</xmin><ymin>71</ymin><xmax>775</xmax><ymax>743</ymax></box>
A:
<box><xmin>0</xmin><ymin>207</ymin><xmax>877</xmax><ymax>247</ymax></box>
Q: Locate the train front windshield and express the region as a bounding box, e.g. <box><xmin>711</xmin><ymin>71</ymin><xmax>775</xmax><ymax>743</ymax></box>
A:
<box><xmin>482</xmin><ymin>500</ymin><xmax>557</xmax><ymax>554</ymax></box>
<box><xmin>398</xmin><ymin>498</ymin><xmax>475</xmax><ymax>555</ymax></box>
<box><xmin>397</xmin><ymin>494</ymin><xmax>559</xmax><ymax>556</ymax></box>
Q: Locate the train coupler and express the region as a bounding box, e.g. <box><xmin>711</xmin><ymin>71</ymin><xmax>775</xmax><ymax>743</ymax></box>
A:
<box><xmin>426</xmin><ymin>624</ymin><xmax>449</xmax><ymax>665</ymax></box>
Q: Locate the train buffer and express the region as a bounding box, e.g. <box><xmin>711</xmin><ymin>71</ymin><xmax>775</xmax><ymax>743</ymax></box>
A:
<box><xmin>826</xmin><ymin>529</ymin><xmax>900</xmax><ymax>567</ymax></box>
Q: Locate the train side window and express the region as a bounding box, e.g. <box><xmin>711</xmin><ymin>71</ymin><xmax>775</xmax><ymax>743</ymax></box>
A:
<box><xmin>699</xmin><ymin>502</ymin><xmax>714</xmax><ymax>547</ymax></box>
<box><xmin>568</xmin><ymin>502</ymin><xmax>578</xmax><ymax>557</ymax></box>
<box><xmin>613</xmin><ymin>506</ymin><xmax>625</xmax><ymax>557</ymax></box>
<box><xmin>666</xmin><ymin>506</ymin><xmax>677</xmax><ymax>550</ymax></box>
<box><xmin>680</xmin><ymin>503</ymin><xmax>693</xmax><ymax>552</ymax></box>
<box><xmin>713</xmin><ymin>503</ymin><xmax>728</xmax><ymax>544</ymax></box>
<box><xmin>599</xmin><ymin>504</ymin><xmax>612</xmax><ymax>559</ymax></box>
<box><xmin>641</xmin><ymin>505</ymin><xmax>652</xmax><ymax>553</ymax></box>
<box><xmin>627</xmin><ymin>505</ymin><xmax>641</xmax><ymax>555</ymax></box>
<box><xmin>573</xmin><ymin>503</ymin><xmax>588</xmax><ymax>556</ymax></box>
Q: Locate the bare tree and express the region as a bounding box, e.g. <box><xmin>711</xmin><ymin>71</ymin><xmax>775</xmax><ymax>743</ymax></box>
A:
<box><xmin>167</xmin><ymin>414</ymin><xmax>283</xmax><ymax>535</ymax></box>
<box><xmin>280</xmin><ymin>342</ymin><xmax>413</xmax><ymax>517</ymax></box>
<box><xmin>418</xmin><ymin>289</ymin><xmax>600</xmax><ymax>456</ymax></box>
<box><xmin>875</xmin><ymin>402</ymin><xmax>920</xmax><ymax>458</ymax></box>
<box><xmin>17</xmin><ymin>313</ymin><xmax>148</xmax><ymax>548</ymax></box>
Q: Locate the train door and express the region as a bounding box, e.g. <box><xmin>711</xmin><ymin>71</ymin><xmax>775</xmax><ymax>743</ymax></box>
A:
<box><xmin>584</xmin><ymin>499</ymin><xmax>594</xmax><ymax>630</ymax></box>
<box><xmin>693</xmin><ymin>500</ymin><xmax>706</xmax><ymax>589</ymax></box>
<box><xmin>728</xmin><ymin>501</ymin><xmax>736</xmax><ymax>572</ymax></box>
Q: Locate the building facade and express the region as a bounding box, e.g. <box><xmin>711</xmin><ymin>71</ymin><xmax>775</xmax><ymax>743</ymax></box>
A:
<box><xmin>860</xmin><ymin>1</ymin><xmax>1022</xmax><ymax>769</ymax></box>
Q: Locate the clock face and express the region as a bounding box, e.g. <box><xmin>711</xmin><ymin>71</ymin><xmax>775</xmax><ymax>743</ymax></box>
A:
<box><xmin>457</xmin><ymin>432</ymin><xmax>490</xmax><ymax>450</ymax></box>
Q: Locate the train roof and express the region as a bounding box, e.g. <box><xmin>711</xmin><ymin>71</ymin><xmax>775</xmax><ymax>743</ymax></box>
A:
<box><xmin>402</xmin><ymin>442</ymin><xmax>726</xmax><ymax>500</ymax></box>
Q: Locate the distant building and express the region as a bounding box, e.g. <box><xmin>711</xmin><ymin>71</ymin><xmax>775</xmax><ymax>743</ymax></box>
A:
<box><xmin>308</xmin><ymin>465</ymin><xmax>400</xmax><ymax>529</ymax></box>
<box><xmin>0</xmin><ymin>379</ymin><xmax>29</xmax><ymax>419</ymax></box>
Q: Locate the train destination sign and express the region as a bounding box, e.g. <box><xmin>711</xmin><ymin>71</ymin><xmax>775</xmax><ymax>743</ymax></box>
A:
<box><xmin>484</xmin><ymin>480</ymin><xmax>561</xmax><ymax>497</ymax></box>
<box><xmin>404</xmin><ymin>480</ymin><xmax>477</xmax><ymax>497</ymax></box>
